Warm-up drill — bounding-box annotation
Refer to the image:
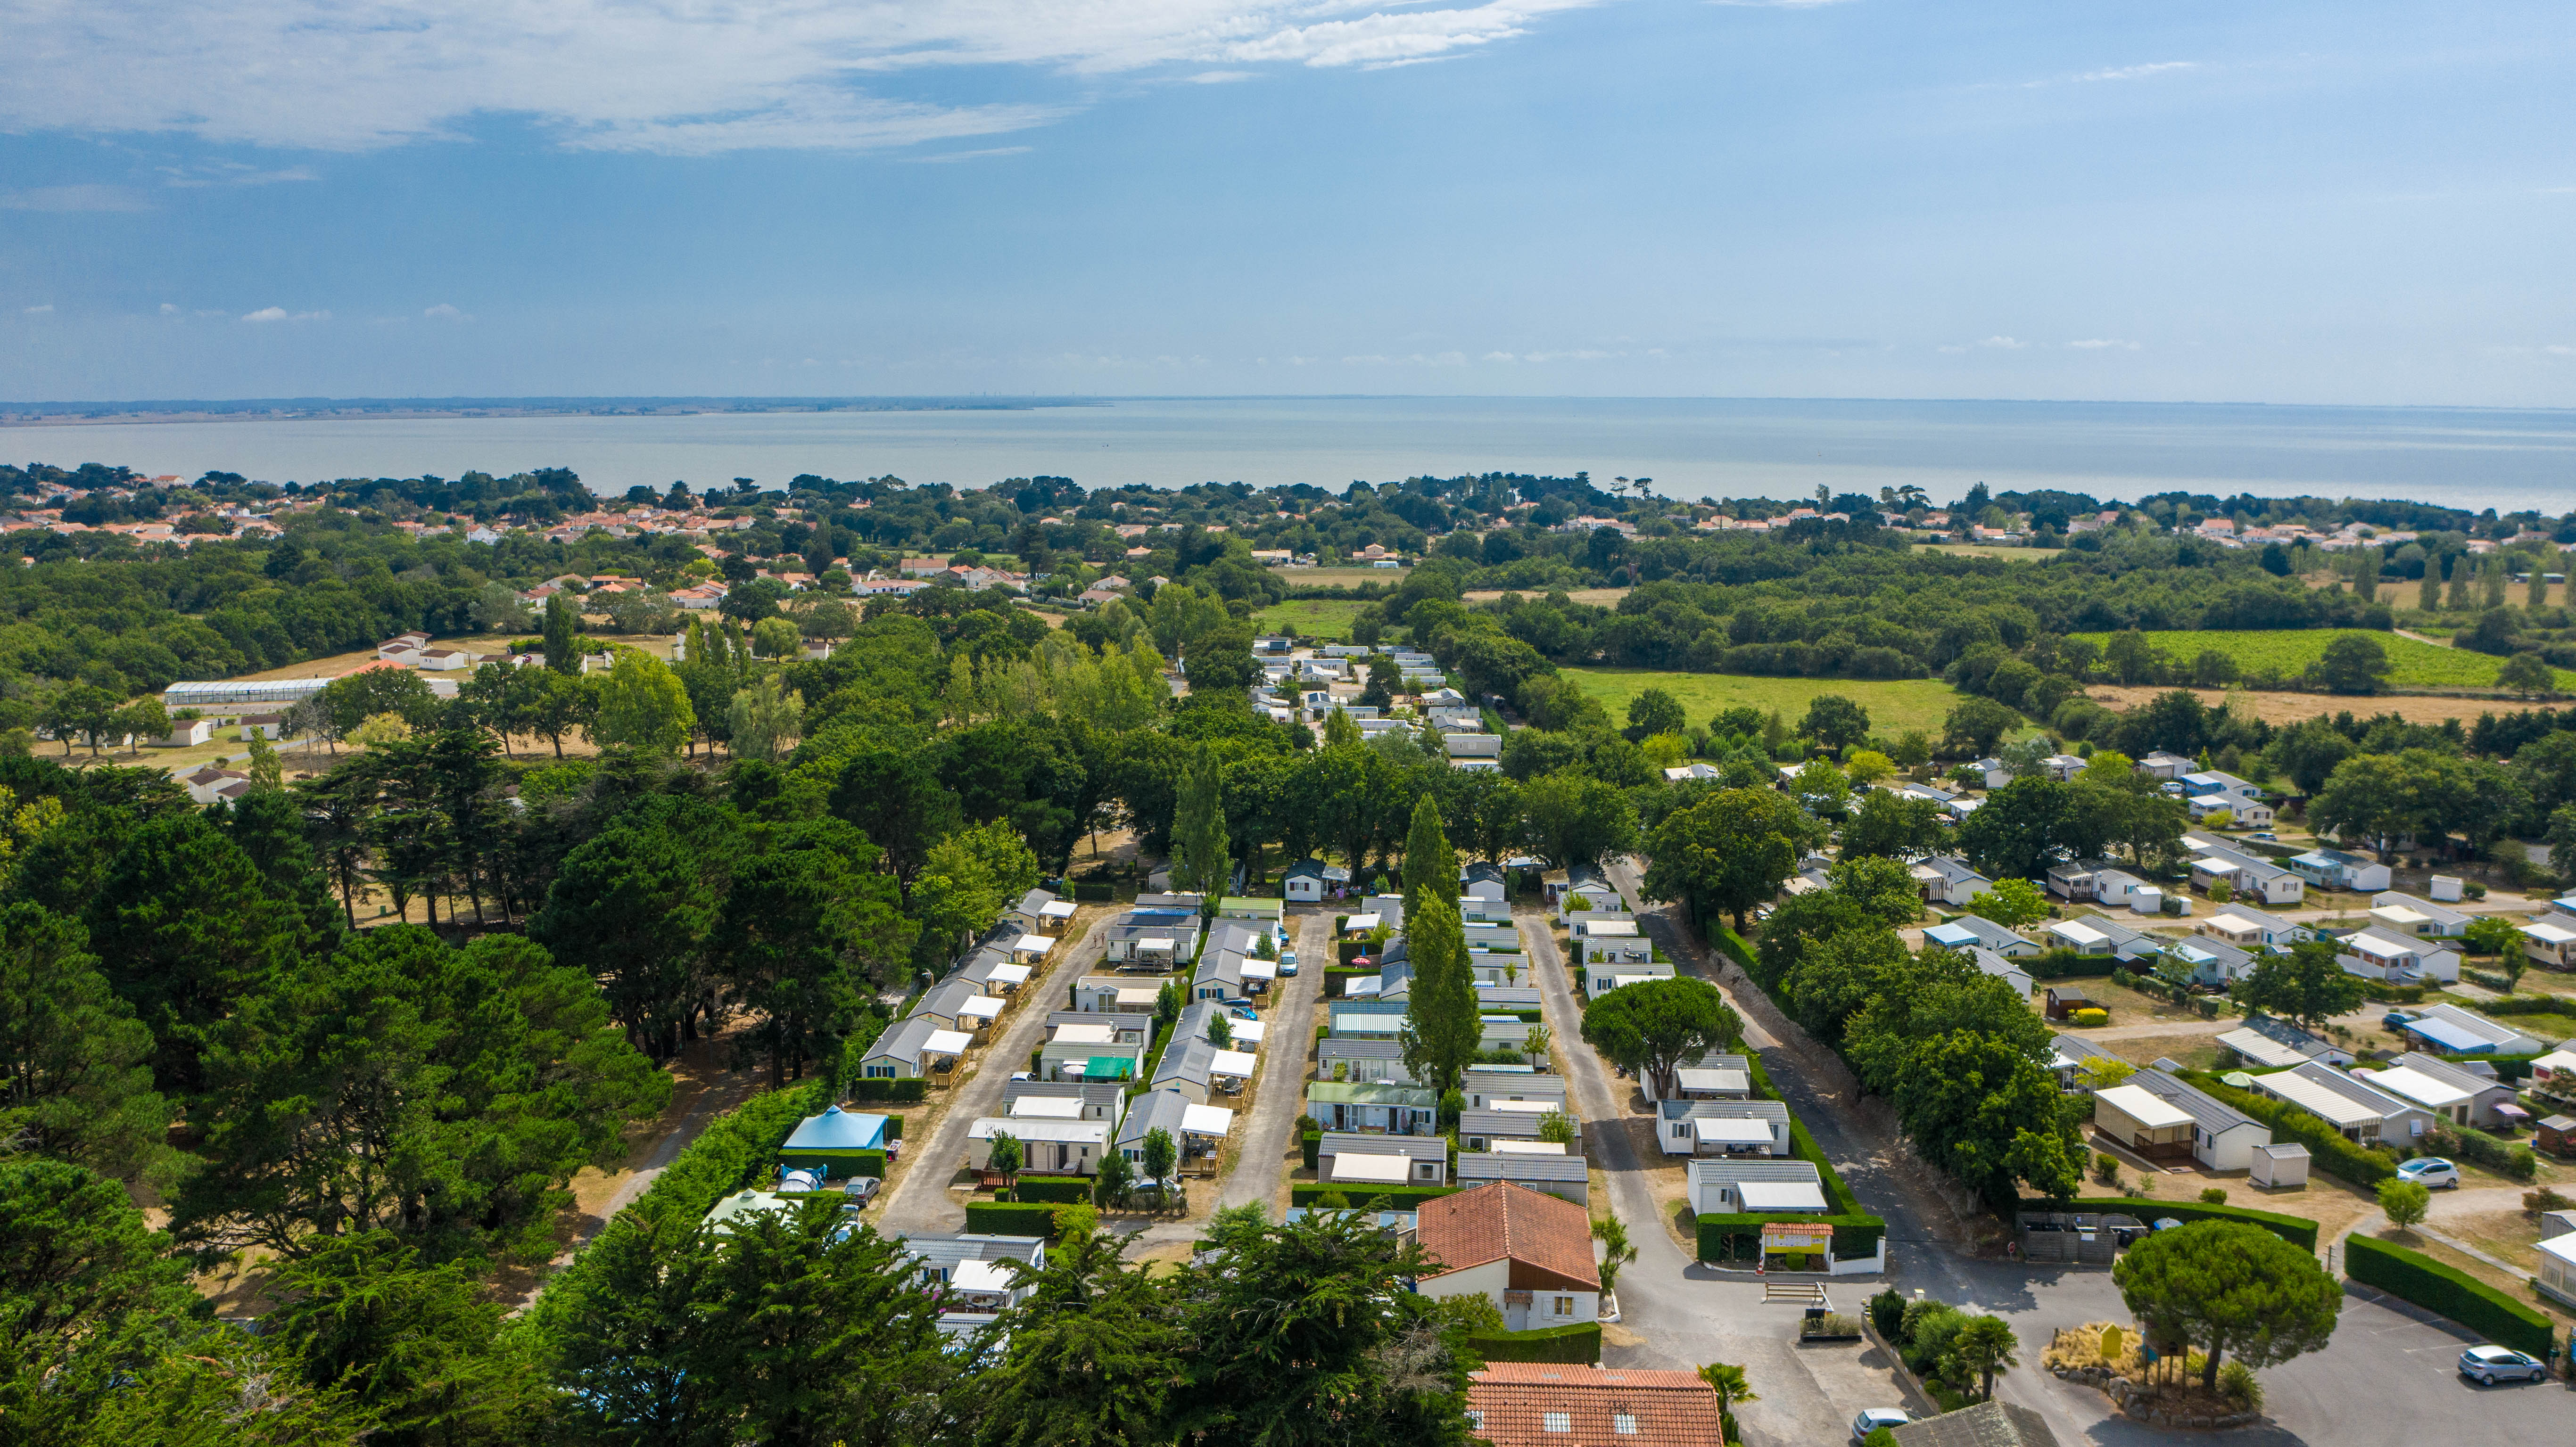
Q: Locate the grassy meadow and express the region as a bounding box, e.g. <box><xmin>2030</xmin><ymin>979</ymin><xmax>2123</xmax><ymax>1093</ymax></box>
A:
<box><xmin>2067</xmin><ymin>629</ymin><xmax>2576</xmax><ymax>691</ymax></box>
<box><xmin>1558</xmin><ymin>669</ymin><xmax>1966</xmax><ymax>737</ymax></box>
<box><xmin>1253</xmin><ymin>599</ymin><xmax>1374</xmax><ymax>638</ymax></box>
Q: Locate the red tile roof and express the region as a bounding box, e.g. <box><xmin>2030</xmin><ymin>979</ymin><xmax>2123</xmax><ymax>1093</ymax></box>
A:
<box><xmin>1414</xmin><ymin>1182</ymin><xmax>1598</xmax><ymax>1291</ymax></box>
<box><xmin>1466</xmin><ymin>1364</ymin><xmax>1721</xmax><ymax>1447</ymax></box>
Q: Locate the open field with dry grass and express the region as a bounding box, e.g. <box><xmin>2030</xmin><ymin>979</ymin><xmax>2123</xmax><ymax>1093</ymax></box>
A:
<box><xmin>1560</xmin><ymin>668</ymin><xmax>1965</xmax><ymax>737</ymax></box>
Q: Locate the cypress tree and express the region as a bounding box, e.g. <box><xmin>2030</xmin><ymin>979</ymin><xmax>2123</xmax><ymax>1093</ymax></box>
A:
<box><xmin>1399</xmin><ymin>894</ymin><xmax>1477</xmax><ymax>1096</ymax></box>
<box><xmin>543</xmin><ymin>592</ymin><xmax>580</xmax><ymax>674</ymax></box>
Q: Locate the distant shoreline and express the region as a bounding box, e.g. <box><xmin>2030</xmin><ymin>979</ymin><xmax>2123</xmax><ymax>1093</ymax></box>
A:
<box><xmin>0</xmin><ymin>397</ymin><xmax>1111</xmax><ymax>428</ymax></box>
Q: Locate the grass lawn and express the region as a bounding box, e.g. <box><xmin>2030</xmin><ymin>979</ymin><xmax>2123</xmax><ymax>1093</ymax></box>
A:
<box><xmin>2066</xmin><ymin>629</ymin><xmax>2576</xmax><ymax>691</ymax></box>
<box><xmin>1254</xmin><ymin>599</ymin><xmax>1372</xmax><ymax>638</ymax></box>
<box><xmin>1557</xmin><ymin>669</ymin><xmax>1967</xmax><ymax>737</ymax></box>
<box><xmin>1917</xmin><ymin>543</ymin><xmax>2066</xmax><ymax>561</ymax></box>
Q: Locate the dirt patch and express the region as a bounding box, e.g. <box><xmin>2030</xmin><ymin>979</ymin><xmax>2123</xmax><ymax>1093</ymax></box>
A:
<box><xmin>2083</xmin><ymin>685</ymin><xmax>2497</xmax><ymax>728</ymax></box>
<box><xmin>1463</xmin><ymin>588</ymin><xmax>1630</xmax><ymax>607</ymax></box>
<box><xmin>2099</xmin><ymin>1032</ymin><xmax>2229</xmax><ymax>1071</ymax></box>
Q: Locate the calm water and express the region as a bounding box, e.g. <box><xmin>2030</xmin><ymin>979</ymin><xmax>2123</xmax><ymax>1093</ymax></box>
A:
<box><xmin>8</xmin><ymin>397</ymin><xmax>2574</xmax><ymax>512</ymax></box>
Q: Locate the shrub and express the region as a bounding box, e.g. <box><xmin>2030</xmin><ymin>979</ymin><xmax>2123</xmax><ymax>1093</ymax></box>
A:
<box><xmin>1289</xmin><ymin>1184</ymin><xmax>1456</xmax><ymax>1209</ymax></box>
<box><xmin>1072</xmin><ymin>880</ymin><xmax>1114</xmax><ymax>902</ymax></box>
<box><xmin>1866</xmin><ymin>1287</ymin><xmax>1906</xmax><ymax>1340</ymax></box>
<box><xmin>2524</xmin><ymin>1187</ymin><xmax>2572</xmax><ymax>1218</ymax></box>
<box><xmin>1466</xmin><ymin>1322</ymin><xmax>1601</xmax><ymax>1365</ymax></box>
<box><xmin>2424</xmin><ymin>1124</ymin><xmax>2539</xmax><ymax>1183</ymax></box>
<box><xmin>1011</xmin><ymin>1175</ymin><xmax>1093</xmax><ymax>1204</ymax></box>
<box><xmin>843</xmin><ymin>1077</ymin><xmax>931</xmax><ymax>1103</ymax></box>
<box><xmin>964</xmin><ymin>1200</ymin><xmax>1067</xmax><ymax>1238</ymax></box>
<box><xmin>2091</xmin><ymin>1152</ymin><xmax>2121</xmax><ymax>1186</ymax></box>
<box><xmin>2345</xmin><ymin>1235</ymin><xmax>2554</xmax><ymax>1358</ymax></box>
<box><xmin>2070</xmin><ymin>1008</ymin><xmax>2108</xmax><ymax>1027</ymax></box>
<box><xmin>2217</xmin><ymin>1360</ymin><xmax>2263</xmax><ymax>1409</ymax></box>
<box><xmin>2197</xmin><ymin>1187</ymin><xmax>2227</xmax><ymax>1205</ymax></box>
<box><xmin>1301</xmin><ymin>1128</ymin><xmax>1322</xmax><ymax>1171</ymax></box>
<box><xmin>1694</xmin><ymin>1213</ymin><xmax>1886</xmax><ymax>1261</ymax></box>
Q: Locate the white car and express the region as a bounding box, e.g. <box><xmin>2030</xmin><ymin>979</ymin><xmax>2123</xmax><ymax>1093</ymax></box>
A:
<box><xmin>2397</xmin><ymin>1157</ymin><xmax>2461</xmax><ymax>1190</ymax></box>
<box><xmin>2459</xmin><ymin>1344</ymin><xmax>2546</xmax><ymax>1384</ymax></box>
<box><xmin>1850</xmin><ymin>1409</ymin><xmax>1915</xmax><ymax>1446</ymax></box>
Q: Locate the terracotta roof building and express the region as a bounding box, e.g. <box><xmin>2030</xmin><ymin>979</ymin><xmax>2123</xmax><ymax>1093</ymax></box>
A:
<box><xmin>1464</xmin><ymin>1363</ymin><xmax>1723</xmax><ymax>1447</ymax></box>
<box><xmin>1412</xmin><ymin>1182</ymin><xmax>1601</xmax><ymax>1332</ymax></box>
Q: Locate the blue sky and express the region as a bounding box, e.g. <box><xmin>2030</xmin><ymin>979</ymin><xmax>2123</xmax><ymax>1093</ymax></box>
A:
<box><xmin>3</xmin><ymin>0</ymin><xmax>2571</xmax><ymax>406</ymax></box>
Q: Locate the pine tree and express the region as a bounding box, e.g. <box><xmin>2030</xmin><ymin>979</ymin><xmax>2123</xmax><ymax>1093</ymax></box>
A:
<box><xmin>1400</xmin><ymin>795</ymin><xmax>1457</xmax><ymax>918</ymax></box>
<box><xmin>1172</xmin><ymin>747</ymin><xmax>1230</xmax><ymax>901</ymax></box>
<box><xmin>1398</xmin><ymin>894</ymin><xmax>1478</xmax><ymax>1095</ymax></box>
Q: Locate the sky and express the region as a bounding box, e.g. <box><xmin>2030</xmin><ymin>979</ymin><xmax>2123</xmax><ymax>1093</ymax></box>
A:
<box><xmin>2</xmin><ymin>0</ymin><xmax>2572</xmax><ymax>407</ymax></box>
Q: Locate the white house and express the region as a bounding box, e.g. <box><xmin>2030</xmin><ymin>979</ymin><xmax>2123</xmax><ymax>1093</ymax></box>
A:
<box><xmin>2286</xmin><ymin>846</ymin><xmax>2392</xmax><ymax>893</ymax></box>
<box><xmin>1686</xmin><ymin>1158</ymin><xmax>1827</xmax><ymax>1216</ymax></box>
<box><xmin>1283</xmin><ymin>859</ymin><xmax>1329</xmax><ymax>903</ymax></box>
<box><xmin>858</xmin><ymin>1016</ymin><xmax>971</xmax><ymax>1079</ymax></box>
<box><xmin>2368</xmin><ymin>892</ymin><xmax>2471</xmax><ymax>940</ymax></box>
<box><xmin>2395</xmin><ymin>1003</ymin><xmax>2546</xmax><ymax>1057</ymax></box>
<box><xmin>2336</xmin><ymin>931</ymin><xmax>2460</xmax><ymax>985</ymax></box>
<box><xmin>2097</xmin><ymin>1068</ymin><xmax>2268</xmax><ymax>1172</ymax></box>
<box><xmin>2251</xmin><ymin>1061</ymin><xmax>2437</xmax><ymax>1146</ymax></box>
<box><xmin>2522</xmin><ymin>920</ymin><xmax>2576</xmax><ymax>972</ymax></box>
<box><xmin>1316</xmin><ymin>1132</ymin><xmax>1450</xmax><ymax>1187</ymax></box>
<box><xmin>1922</xmin><ymin>916</ymin><xmax>2038</xmax><ymax>957</ymax></box>
<box><xmin>1909</xmin><ymin>856</ymin><xmax>1995</xmax><ymax>907</ymax></box>
<box><xmin>1656</xmin><ymin>1099</ymin><xmax>1790</xmax><ymax>1157</ymax></box>
<box><xmin>2183</xmin><ymin>836</ymin><xmax>2305</xmax><ymax>906</ymax></box>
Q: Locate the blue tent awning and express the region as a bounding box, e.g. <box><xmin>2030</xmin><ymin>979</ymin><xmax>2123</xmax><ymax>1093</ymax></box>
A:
<box><xmin>782</xmin><ymin>1106</ymin><xmax>890</xmax><ymax>1151</ymax></box>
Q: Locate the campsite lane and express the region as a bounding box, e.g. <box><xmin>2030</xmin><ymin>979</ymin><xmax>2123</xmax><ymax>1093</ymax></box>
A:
<box><xmin>875</xmin><ymin>906</ymin><xmax>1113</xmax><ymax>1238</ymax></box>
<box><xmin>1211</xmin><ymin>905</ymin><xmax>1329</xmax><ymax>1216</ymax></box>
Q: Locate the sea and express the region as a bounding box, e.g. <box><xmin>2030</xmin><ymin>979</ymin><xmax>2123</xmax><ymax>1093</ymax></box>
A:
<box><xmin>8</xmin><ymin>396</ymin><xmax>2574</xmax><ymax>513</ymax></box>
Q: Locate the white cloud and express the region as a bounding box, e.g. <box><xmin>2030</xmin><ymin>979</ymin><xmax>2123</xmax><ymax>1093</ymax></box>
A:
<box><xmin>161</xmin><ymin>303</ymin><xmax>180</xmax><ymax>314</ymax></box>
<box><xmin>1482</xmin><ymin>351</ymin><xmax>1519</xmax><ymax>362</ymax></box>
<box><xmin>2548</xmin><ymin>345</ymin><xmax>2576</xmax><ymax>356</ymax></box>
<box><xmin>241</xmin><ymin>306</ymin><xmax>330</xmax><ymax>322</ymax></box>
<box><xmin>1</xmin><ymin>183</ymin><xmax>151</xmax><ymax>212</ymax></box>
<box><xmin>1978</xmin><ymin>336</ymin><xmax>2025</xmax><ymax>349</ymax></box>
<box><xmin>22</xmin><ymin>304</ymin><xmax>53</xmax><ymax>315</ymax></box>
<box><xmin>0</xmin><ymin>0</ymin><xmax>1607</xmax><ymax>156</ymax></box>
<box><xmin>162</xmin><ymin>162</ymin><xmax>318</xmax><ymax>188</ymax></box>
<box><xmin>424</xmin><ymin>303</ymin><xmax>465</xmax><ymax>319</ymax></box>
<box><xmin>1186</xmin><ymin>70</ymin><xmax>1257</xmax><ymax>83</ymax></box>
<box><xmin>906</xmin><ymin>146</ymin><xmax>1033</xmax><ymax>164</ymax></box>
<box><xmin>2067</xmin><ymin>337</ymin><xmax>2141</xmax><ymax>350</ymax></box>
<box><xmin>2022</xmin><ymin>60</ymin><xmax>2198</xmax><ymax>89</ymax></box>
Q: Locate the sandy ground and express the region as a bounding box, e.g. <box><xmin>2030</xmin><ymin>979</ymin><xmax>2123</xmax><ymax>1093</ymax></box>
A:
<box><xmin>1462</xmin><ymin>587</ymin><xmax>1632</xmax><ymax>606</ymax></box>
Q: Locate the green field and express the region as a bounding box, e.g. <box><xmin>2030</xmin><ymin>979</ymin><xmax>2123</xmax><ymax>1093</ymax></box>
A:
<box><xmin>2067</xmin><ymin>629</ymin><xmax>2576</xmax><ymax>691</ymax></box>
<box><xmin>1254</xmin><ymin>599</ymin><xmax>1372</xmax><ymax>638</ymax></box>
<box><xmin>1559</xmin><ymin>669</ymin><xmax>1967</xmax><ymax>737</ymax></box>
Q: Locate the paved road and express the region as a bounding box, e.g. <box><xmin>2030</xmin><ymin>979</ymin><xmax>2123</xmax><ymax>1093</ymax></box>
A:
<box><xmin>1536</xmin><ymin>887</ymin><xmax>1919</xmax><ymax>1442</ymax></box>
<box><xmin>1600</xmin><ymin>858</ymin><xmax>2576</xmax><ymax>1447</ymax></box>
<box><xmin>876</xmin><ymin>909</ymin><xmax>1112</xmax><ymax>1237</ymax></box>
<box><xmin>1213</xmin><ymin>907</ymin><xmax>1329</xmax><ymax>1214</ymax></box>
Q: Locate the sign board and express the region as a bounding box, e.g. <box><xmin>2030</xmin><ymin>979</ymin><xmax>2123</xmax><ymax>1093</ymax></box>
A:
<box><xmin>1761</xmin><ymin>1223</ymin><xmax>1834</xmax><ymax>1252</ymax></box>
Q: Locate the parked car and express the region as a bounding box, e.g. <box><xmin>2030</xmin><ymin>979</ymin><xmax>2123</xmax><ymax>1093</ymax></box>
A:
<box><xmin>2459</xmin><ymin>1344</ymin><xmax>2547</xmax><ymax>1384</ymax></box>
<box><xmin>2381</xmin><ymin>1009</ymin><xmax>2417</xmax><ymax>1032</ymax></box>
<box><xmin>2249</xmin><ymin>830</ymin><xmax>2278</xmax><ymax>841</ymax></box>
<box><xmin>842</xmin><ymin>1176</ymin><xmax>882</xmax><ymax>1205</ymax></box>
<box><xmin>1279</xmin><ymin>951</ymin><xmax>1300</xmax><ymax>976</ymax></box>
<box><xmin>1850</xmin><ymin>1409</ymin><xmax>1916</xmax><ymax>1446</ymax></box>
<box><xmin>2397</xmin><ymin>1157</ymin><xmax>2461</xmax><ymax>1190</ymax></box>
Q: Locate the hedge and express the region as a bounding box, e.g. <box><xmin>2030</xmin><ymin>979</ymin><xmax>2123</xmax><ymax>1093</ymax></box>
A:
<box><xmin>1737</xmin><ymin>1053</ymin><xmax>1865</xmax><ymax>1218</ymax></box>
<box><xmin>1325</xmin><ymin>967</ymin><xmax>1376</xmax><ymax>999</ymax></box>
<box><xmin>964</xmin><ymin>1201</ymin><xmax>1067</xmax><ymax>1238</ymax></box>
<box><xmin>1695</xmin><ymin>1213</ymin><xmax>1886</xmax><ymax>1260</ymax></box>
<box><xmin>842</xmin><ymin>1149</ymin><xmax>888</xmax><ymax>1179</ymax></box>
<box><xmin>1468</xmin><ymin>1322</ymin><xmax>1601</xmax><ymax>1365</ymax></box>
<box><xmin>526</xmin><ymin>1078</ymin><xmax>831</xmax><ymax>1322</ymax></box>
<box><xmin>1301</xmin><ymin>1127</ymin><xmax>1322</xmax><ymax>1171</ymax></box>
<box><xmin>2035</xmin><ymin>1195</ymin><xmax>2320</xmax><ymax>1251</ymax></box>
<box><xmin>1289</xmin><ymin>1184</ymin><xmax>1458</xmax><ymax>1209</ymax></box>
<box><xmin>2023</xmin><ymin>950</ymin><xmax>2119</xmax><ymax>981</ymax></box>
<box><xmin>1131</xmin><ymin>1020</ymin><xmax>1176</xmax><ymax>1098</ymax></box>
<box><xmin>1338</xmin><ymin>940</ymin><xmax>1367</xmax><ymax>965</ymax></box>
<box><xmin>2346</xmin><ymin>1235</ymin><xmax>2556</xmax><ymax>1358</ymax></box>
<box><xmin>2176</xmin><ymin>1071</ymin><xmax>2398</xmax><ymax>1188</ymax></box>
<box><xmin>1072</xmin><ymin>880</ymin><xmax>1115</xmax><ymax>902</ymax></box>
<box><xmin>1009</xmin><ymin>1176</ymin><xmax>1094</xmax><ymax>1204</ymax></box>
<box><xmin>844</xmin><ymin>1077</ymin><xmax>930</xmax><ymax>1104</ymax></box>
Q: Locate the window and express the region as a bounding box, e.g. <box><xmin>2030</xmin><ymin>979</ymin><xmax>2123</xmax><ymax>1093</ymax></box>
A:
<box><xmin>1553</xmin><ymin>1296</ymin><xmax>1575</xmax><ymax>1317</ymax></box>
<box><xmin>1543</xmin><ymin>1412</ymin><xmax>1571</xmax><ymax>1434</ymax></box>
<box><xmin>1614</xmin><ymin>1413</ymin><xmax>1639</xmax><ymax>1436</ymax></box>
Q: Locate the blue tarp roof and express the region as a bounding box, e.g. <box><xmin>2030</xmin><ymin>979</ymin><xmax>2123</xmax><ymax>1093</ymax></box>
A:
<box><xmin>2403</xmin><ymin>1018</ymin><xmax>2493</xmax><ymax>1053</ymax></box>
<box><xmin>782</xmin><ymin>1107</ymin><xmax>889</xmax><ymax>1151</ymax></box>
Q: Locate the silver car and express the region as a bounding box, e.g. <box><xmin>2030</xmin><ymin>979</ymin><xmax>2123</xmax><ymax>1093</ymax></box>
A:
<box><xmin>1851</xmin><ymin>1408</ymin><xmax>1915</xmax><ymax>1445</ymax></box>
<box><xmin>2459</xmin><ymin>1345</ymin><xmax>2546</xmax><ymax>1385</ymax></box>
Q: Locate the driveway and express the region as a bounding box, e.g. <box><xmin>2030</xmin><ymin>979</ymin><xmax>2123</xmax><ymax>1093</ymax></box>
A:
<box><xmin>1521</xmin><ymin>897</ymin><xmax>1915</xmax><ymax>1444</ymax></box>
<box><xmin>875</xmin><ymin>907</ymin><xmax>1113</xmax><ymax>1238</ymax></box>
<box><xmin>1212</xmin><ymin>907</ymin><xmax>1329</xmax><ymax>1215</ymax></box>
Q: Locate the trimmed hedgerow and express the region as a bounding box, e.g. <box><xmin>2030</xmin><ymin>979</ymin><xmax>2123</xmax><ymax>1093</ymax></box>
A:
<box><xmin>1695</xmin><ymin>1213</ymin><xmax>1885</xmax><ymax>1261</ymax></box>
<box><xmin>1009</xmin><ymin>1176</ymin><xmax>1094</xmax><ymax>1204</ymax></box>
<box><xmin>1288</xmin><ymin>1184</ymin><xmax>1457</xmax><ymax>1209</ymax></box>
<box><xmin>964</xmin><ymin>1201</ymin><xmax>1066</xmax><ymax>1238</ymax></box>
<box><xmin>2032</xmin><ymin>1195</ymin><xmax>2319</xmax><ymax>1251</ymax></box>
<box><xmin>2345</xmin><ymin>1234</ymin><xmax>2554</xmax><ymax>1359</ymax></box>
<box><xmin>1468</xmin><ymin>1322</ymin><xmax>1601</xmax><ymax>1364</ymax></box>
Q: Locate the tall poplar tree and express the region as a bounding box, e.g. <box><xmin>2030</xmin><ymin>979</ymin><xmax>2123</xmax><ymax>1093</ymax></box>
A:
<box><xmin>1399</xmin><ymin>894</ymin><xmax>1478</xmax><ymax>1096</ymax></box>
<box><xmin>1172</xmin><ymin>746</ymin><xmax>1230</xmax><ymax>902</ymax></box>
<box><xmin>543</xmin><ymin>592</ymin><xmax>581</xmax><ymax>674</ymax></box>
<box><xmin>1400</xmin><ymin>795</ymin><xmax>1458</xmax><ymax>918</ymax></box>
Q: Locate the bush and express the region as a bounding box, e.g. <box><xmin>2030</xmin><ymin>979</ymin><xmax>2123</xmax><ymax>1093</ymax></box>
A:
<box><xmin>1011</xmin><ymin>1175</ymin><xmax>1093</xmax><ymax>1204</ymax></box>
<box><xmin>964</xmin><ymin>1201</ymin><xmax>1068</xmax><ymax>1238</ymax></box>
<box><xmin>1072</xmin><ymin>880</ymin><xmax>1114</xmax><ymax>902</ymax></box>
<box><xmin>2216</xmin><ymin>1360</ymin><xmax>2263</xmax><ymax>1410</ymax></box>
<box><xmin>1301</xmin><ymin>1128</ymin><xmax>1322</xmax><ymax>1171</ymax></box>
<box><xmin>1866</xmin><ymin>1287</ymin><xmax>1906</xmax><ymax>1340</ymax></box>
<box><xmin>1288</xmin><ymin>1184</ymin><xmax>1457</xmax><ymax>1209</ymax></box>
<box><xmin>2197</xmin><ymin>1187</ymin><xmax>2227</xmax><ymax>1205</ymax></box>
<box><xmin>2030</xmin><ymin>1195</ymin><xmax>2320</xmax><ymax>1251</ymax></box>
<box><xmin>2070</xmin><ymin>1008</ymin><xmax>2108</xmax><ymax>1027</ymax></box>
<box><xmin>2345</xmin><ymin>1235</ymin><xmax>2554</xmax><ymax>1358</ymax></box>
<box><xmin>2027</xmin><ymin>948</ymin><xmax>2118</xmax><ymax>981</ymax></box>
<box><xmin>2423</xmin><ymin>1125</ymin><xmax>2539</xmax><ymax>1182</ymax></box>
<box><xmin>844</xmin><ymin>1077</ymin><xmax>930</xmax><ymax>1103</ymax></box>
<box><xmin>1466</xmin><ymin>1322</ymin><xmax>1601</xmax><ymax>1365</ymax></box>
